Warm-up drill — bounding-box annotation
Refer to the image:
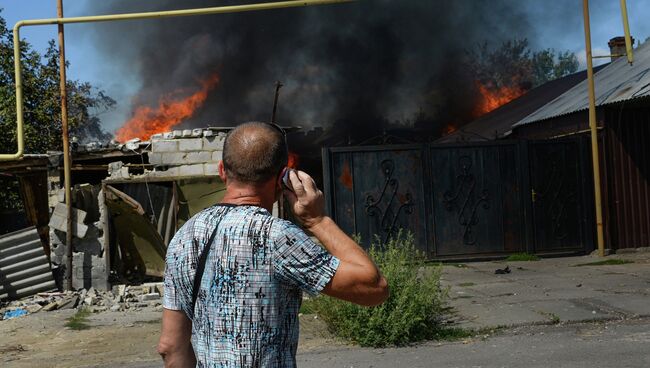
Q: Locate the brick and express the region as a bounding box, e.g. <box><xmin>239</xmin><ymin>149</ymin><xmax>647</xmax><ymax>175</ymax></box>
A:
<box><xmin>172</xmin><ymin>130</ymin><xmax>183</xmax><ymax>138</ymax></box>
<box><xmin>179</xmin><ymin>138</ymin><xmax>203</xmax><ymax>151</ymax></box>
<box><xmin>203</xmin><ymin>136</ymin><xmax>225</xmax><ymax>151</ymax></box>
<box><xmin>151</xmin><ymin>139</ymin><xmax>178</xmax><ymax>153</ymax></box>
<box><xmin>192</xmin><ymin>128</ymin><xmax>203</xmax><ymax>137</ymax></box>
<box><xmin>179</xmin><ymin>164</ymin><xmax>205</xmax><ymax>177</ymax></box>
<box><xmin>182</xmin><ymin>129</ymin><xmax>192</xmax><ymax>137</ymax></box>
<box><xmin>204</xmin><ymin>163</ymin><xmax>219</xmax><ymax>176</ymax></box>
<box><xmin>212</xmin><ymin>151</ymin><xmax>223</xmax><ymax>162</ymax></box>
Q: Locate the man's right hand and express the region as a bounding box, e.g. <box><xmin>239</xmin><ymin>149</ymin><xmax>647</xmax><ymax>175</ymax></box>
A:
<box><xmin>283</xmin><ymin>170</ymin><xmax>325</xmax><ymax>230</ymax></box>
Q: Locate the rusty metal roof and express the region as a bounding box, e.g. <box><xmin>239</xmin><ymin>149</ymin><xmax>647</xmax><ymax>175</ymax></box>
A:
<box><xmin>515</xmin><ymin>40</ymin><xmax>650</xmax><ymax>127</ymax></box>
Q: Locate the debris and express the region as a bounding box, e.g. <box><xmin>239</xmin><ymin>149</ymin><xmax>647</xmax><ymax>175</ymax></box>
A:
<box><xmin>3</xmin><ymin>308</ymin><xmax>28</xmax><ymax>320</ymax></box>
<box><xmin>495</xmin><ymin>266</ymin><xmax>511</xmax><ymax>274</ymax></box>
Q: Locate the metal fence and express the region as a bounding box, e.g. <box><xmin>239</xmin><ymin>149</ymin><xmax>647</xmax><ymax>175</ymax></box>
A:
<box><xmin>323</xmin><ymin>138</ymin><xmax>594</xmax><ymax>260</ymax></box>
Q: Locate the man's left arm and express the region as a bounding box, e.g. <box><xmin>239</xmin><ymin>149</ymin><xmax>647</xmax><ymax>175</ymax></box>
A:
<box><xmin>158</xmin><ymin>308</ymin><xmax>196</xmax><ymax>368</ymax></box>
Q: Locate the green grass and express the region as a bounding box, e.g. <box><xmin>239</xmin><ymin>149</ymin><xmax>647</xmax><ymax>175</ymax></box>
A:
<box><xmin>65</xmin><ymin>308</ymin><xmax>91</xmax><ymax>330</ymax></box>
<box><xmin>299</xmin><ymin>299</ymin><xmax>316</xmax><ymax>314</ymax></box>
<box><xmin>538</xmin><ymin>311</ymin><xmax>561</xmax><ymax>324</ymax></box>
<box><xmin>574</xmin><ymin>259</ymin><xmax>634</xmax><ymax>267</ymax></box>
<box><xmin>458</xmin><ymin>282</ymin><xmax>475</xmax><ymax>287</ymax></box>
<box><xmin>505</xmin><ymin>253</ymin><xmax>540</xmax><ymax>262</ymax></box>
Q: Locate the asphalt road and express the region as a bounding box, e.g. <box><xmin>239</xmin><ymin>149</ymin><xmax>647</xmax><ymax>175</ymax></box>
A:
<box><xmin>115</xmin><ymin>318</ymin><xmax>650</xmax><ymax>368</ymax></box>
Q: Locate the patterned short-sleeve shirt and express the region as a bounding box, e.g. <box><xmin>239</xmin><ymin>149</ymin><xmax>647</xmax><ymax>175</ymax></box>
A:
<box><xmin>163</xmin><ymin>204</ymin><xmax>339</xmax><ymax>368</ymax></box>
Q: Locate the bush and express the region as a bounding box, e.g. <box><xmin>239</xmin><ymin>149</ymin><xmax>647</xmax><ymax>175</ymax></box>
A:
<box><xmin>305</xmin><ymin>231</ymin><xmax>449</xmax><ymax>347</ymax></box>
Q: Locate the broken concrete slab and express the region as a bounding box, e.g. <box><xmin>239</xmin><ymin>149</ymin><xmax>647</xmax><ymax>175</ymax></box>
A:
<box><xmin>49</xmin><ymin>203</ymin><xmax>89</xmax><ymax>238</ymax></box>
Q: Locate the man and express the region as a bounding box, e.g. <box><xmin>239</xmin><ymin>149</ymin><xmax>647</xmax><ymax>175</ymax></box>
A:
<box><xmin>158</xmin><ymin>122</ymin><xmax>389</xmax><ymax>367</ymax></box>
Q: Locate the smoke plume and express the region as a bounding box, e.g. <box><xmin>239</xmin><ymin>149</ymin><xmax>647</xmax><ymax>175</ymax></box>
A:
<box><xmin>85</xmin><ymin>0</ymin><xmax>535</xmax><ymax>142</ymax></box>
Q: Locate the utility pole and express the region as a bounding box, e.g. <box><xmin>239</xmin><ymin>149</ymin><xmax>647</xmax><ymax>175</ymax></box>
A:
<box><xmin>56</xmin><ymin>0</ymin><xmax>74</xmax><ymax>290</ymax></box>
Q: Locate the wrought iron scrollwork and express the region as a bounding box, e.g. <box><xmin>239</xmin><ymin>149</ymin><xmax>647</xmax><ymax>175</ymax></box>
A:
<box><xmin>364</xmin><ymin>160</ymin><xmax>414</xmax><ymax>242</ymax></box>
<box><xmin>537</xmin><ymin>150</ymin><xmax>577</xmax><ymax>241</ymax></box>
<box><xmin>443</xmin><ymin>156</ymin><xmax>489</xmax><ymax>245</ymax></box>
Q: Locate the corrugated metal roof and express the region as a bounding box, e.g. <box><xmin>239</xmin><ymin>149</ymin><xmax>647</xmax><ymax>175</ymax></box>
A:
<box><xmin>0</xmin><ymin>227</ymin><xmax>56</xmax><ymax>301</ymax></box>
<box><xmin>515</xmin><ymin>41</ymin><xmax>650</xmax><ymax>127</ymax></box>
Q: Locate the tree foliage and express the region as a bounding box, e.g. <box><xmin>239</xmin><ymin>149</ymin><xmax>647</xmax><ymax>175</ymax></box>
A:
<box><xmin>467</xmin><ymin>38</ymin><xmax>579</xmax><ymax>91</ymax></box>
<box><xmin>0</xmin><ymin>11</ymin><xmax>114</xmax><ymax>211</ymax></box>
<box><xmin>0</xmin><ymin>12</ymin><xmax>114</xmax><ymax>156</ymax></box>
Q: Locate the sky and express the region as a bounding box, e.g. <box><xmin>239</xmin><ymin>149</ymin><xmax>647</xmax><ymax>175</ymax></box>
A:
<box><xmin>1</xmin><ymin>0</ymin><xmax>650</xmax><ymax>134</ymax></box>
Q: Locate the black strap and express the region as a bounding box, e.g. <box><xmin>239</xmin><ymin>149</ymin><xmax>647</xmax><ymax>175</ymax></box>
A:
<box><xmin>190</xmin><ymin>209</ymin><xmax>229</xmax><ymax>316</ymax></box>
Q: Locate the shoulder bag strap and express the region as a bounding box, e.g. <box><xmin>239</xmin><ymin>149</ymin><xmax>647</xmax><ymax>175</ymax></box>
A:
<box><xmin>191</xmin><ymin>208</ymin><xmax>229</xmax><ymax>316</ymax></box>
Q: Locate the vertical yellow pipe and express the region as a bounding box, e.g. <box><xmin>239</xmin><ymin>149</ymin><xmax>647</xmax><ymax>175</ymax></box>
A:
<box><xmin>582</xmin><ymin>0</ymin><xmax>606</xmax><ymax>257</ymax></box>
<box><xmin>619</xmin><ymin>0</ymin><xmax>634</xmax><ymax>64</ymax></box>
<box><xmin>9</xmin><ymin>23</ymin><xmax>25</xmax><ymax>160</ymax></box>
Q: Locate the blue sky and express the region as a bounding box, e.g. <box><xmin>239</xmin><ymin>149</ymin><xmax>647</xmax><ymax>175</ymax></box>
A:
<box><xmin>2</xmin><ymin>1</ymin><xmax>650</xmax><ymax>133</ymax></box>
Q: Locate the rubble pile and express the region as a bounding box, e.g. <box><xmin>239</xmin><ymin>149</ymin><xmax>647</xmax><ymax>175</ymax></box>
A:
<box><xmin>0</xmin><ymin>283</ymin><xmax>164</xmax><ymax>320</ymax></box>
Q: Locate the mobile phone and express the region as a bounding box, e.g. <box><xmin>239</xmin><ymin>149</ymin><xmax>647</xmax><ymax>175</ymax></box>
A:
<box><xmin>281</xmin><ymin>168</ymin><xmax>293</xmax><ymax>191</ymax></box>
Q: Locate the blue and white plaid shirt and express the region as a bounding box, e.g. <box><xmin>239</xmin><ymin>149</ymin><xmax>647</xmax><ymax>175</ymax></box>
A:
<box><xmin>163</xmin><ymin>204</ymin><xmax>339</xmax><ymax>367</ymax></box>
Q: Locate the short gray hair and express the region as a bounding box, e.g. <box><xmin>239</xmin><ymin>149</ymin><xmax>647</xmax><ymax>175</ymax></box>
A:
<box><xmin>222</xmin><ymin>122</ymin><xmax>288</xmax><ymax>184</ymax></box>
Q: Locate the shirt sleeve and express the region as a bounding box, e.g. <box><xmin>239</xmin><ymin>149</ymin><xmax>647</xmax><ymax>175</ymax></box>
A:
<box><xmin>272</xmin><ymin>221</ymin><xmax>340</xmax><ymax>296</ymax></box>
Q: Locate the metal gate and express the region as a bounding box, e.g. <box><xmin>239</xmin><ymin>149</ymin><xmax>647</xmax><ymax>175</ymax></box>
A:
<box><xmin>323</xmin><ymin>138</ymin><xmax>594</xmax><ymax>259</ymax></box>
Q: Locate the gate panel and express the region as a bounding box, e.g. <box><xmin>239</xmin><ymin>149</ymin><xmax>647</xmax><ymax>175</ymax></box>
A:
<box><xmin>529</xmin><ymin>141</ymin><xmax>586</xmax><ymax>252</ymax></box>
<box><xmin>324</xmin><ymin>146</ymin><xmax>428</xmax><ymax>253</ymax></box>
<box><xmin>430</xmin><ymin>143</ymin><xmax>525</xmax><ymax>256</ymax></box>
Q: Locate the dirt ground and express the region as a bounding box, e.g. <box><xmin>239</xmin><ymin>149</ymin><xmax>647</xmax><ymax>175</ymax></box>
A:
<box><xmin>0</xmin><ymin>308</ymin><xmax>340</xmax><ymax>368</ymax></box>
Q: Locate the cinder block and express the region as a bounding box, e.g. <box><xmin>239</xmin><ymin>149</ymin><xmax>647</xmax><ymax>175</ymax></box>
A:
<box><xmin>172</xmin><ymin>130</ymin><xmax>182</xmax><ymax>138</ymax></box>
<box><xmin>182</xmin><ymin>129</ymin><xmax>192</xmax><ymax>137</ymax></box>
<box><xmin>179</xmin><ymin>138</ymin><xmax>203</xmax><ymax>151</ymax></box>
<box><xmin>49</xmin><ymin>203</ymin><xmax>88</xmax><ymax>238</ymax></box>
<box><xmin>148</xmin><ymin>152</ymin><xmax>163</xmax><ymax>165</ymax></box>
<box><xmin>192</xmin><ymin>128</ymin><xmax>203</xmax><ymax>137</ymax></box>
<box><xmin>203</xmin><ymin>136</ymin><xmax>225</xmax><ymax>151</ymax></box>
<box><xmin>212</xmin><ymin>151</ymin><xmax>223</xmax><ymax>162</ymax></box>
<box><xmin>179</xmin><ymin>164</ymin><xmax>205</xmax><ymax>177</ymax></box>
<box><xmin>151</xmin><ymin>139</ymin><xmax>179</xmax><ymax>153</ymax></box>
<box><xmin>204</xmin><ymin>163</ymin><xmax>219</xmax><ymax>176</ymax></box>
<box><xmin>72</xmin><ymin>253</ymin><xmax>109</xmax><ymax>291</ymax></box>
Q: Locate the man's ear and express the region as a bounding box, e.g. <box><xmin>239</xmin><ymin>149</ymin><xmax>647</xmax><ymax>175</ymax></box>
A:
<box><xmin>218</xmin><ymin>161</ymin><xmax>227</xmax><ymax>183</ymax></box>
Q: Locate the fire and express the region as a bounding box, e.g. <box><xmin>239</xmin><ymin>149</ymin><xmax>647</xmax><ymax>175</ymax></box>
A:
<box><xmin>474</xmin><ymin>82</ymin><xmax>526</xmax><ymax>117</ymax></box>
<box><xmin>287</xmin><ymin>152</ymin><xmax>299</xmax><ymax>169</ymax></box>
<box><xmin>445</xmin><ymin>124</ymin><xmax>457</xmax><ymax>135</ymax></box>
<box><xmin>115</xmin><ymin>74</ymin><xmax>220</xmax><ymax>142</ymax></box>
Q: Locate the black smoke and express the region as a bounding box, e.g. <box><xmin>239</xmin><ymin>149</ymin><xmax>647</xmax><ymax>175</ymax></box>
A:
<box><xmin>85</xmin><ymin>0</ymin><xmax>533</xmax><ymax>143</ymax></box>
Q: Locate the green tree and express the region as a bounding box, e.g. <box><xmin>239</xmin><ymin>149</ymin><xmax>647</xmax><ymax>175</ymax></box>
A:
<box><xmin>0</xmin><ymin>12</ymin><xmax>114</xmax><ymax>155</ymax></box>
<box><xmin>467</xmin><ymin>38</ymin><xmax>579</xmax><ymax>91</ymax></box>
<box><xmin>0</xmin><ymin>11</ymin><xmax>114</xmax><ymax>211</ymax></box>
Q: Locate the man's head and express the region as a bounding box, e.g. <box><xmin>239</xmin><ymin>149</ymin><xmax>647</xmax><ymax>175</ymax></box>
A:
<box><xmin>220</xmin><ymin>122</ymin><xmax>288</xmax><ymax>185</ymax></box>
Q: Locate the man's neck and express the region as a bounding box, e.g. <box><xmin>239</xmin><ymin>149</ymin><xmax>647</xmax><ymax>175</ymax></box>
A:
<box><xmin>220</xmin><ymin>180</ymin><xmax>277</xmax><ymax>212</ymax></box>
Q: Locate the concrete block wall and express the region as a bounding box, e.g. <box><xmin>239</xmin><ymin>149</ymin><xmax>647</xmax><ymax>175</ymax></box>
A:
<box><xmin>148</xmin><ymin>130</ymin><xmax>226</xmax><ymax>177</ymax></box>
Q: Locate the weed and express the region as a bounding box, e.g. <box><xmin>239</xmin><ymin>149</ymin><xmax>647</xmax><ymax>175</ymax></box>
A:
<box><xmin>65</xmin><ymin>308</ymin><xmax>91</xmax><ymax>330</ymax></box>
<box><xmin>538</xmin><ymin>311</ymin><xmax>561</xmax><ymax>324</ymax></box>
<box><xmin>307</xmin><ymin>231</ymin><xmax>449</xmax><ymax>347</ymax></box>
<box><xmin>505</xmin><ymin>253</ymin><xmax>540</xmax><ymax>262</ymax></box>
<box><xmin>458</xmin><ymin>282</ymin><xmax>475</xmax><ymax>287</ymax></box>
<box><xmin>574</xmin><ymin>259</ymin><xmax>634</xmax><ymax>267</ymax></box>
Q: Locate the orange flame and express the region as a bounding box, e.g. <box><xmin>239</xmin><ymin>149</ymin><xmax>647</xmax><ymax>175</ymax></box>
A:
<box><xmin>445</xmin><ymin>124</ymin><xmax>457</xmax><ymax>135</ymax></box>
<box><xmin>474</xmin><ymin>82</ymin><xmax>525</xmax><ymax>117</ymax></box>
<box><xmin>115</xmin><ymin>74</ymin><xmax>220</xmax><ymax>142</ymax></box>
<box><xmin>287</xmin><ymin>152</ymin><xmax>299</xmax><ymax>169</ymax></box>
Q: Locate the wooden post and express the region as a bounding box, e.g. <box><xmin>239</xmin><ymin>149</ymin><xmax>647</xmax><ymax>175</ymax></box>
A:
<box><xmin>57</xmin><ymin>0</ymin><xmax>74</xmax><ymax>289</ymax></box>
